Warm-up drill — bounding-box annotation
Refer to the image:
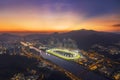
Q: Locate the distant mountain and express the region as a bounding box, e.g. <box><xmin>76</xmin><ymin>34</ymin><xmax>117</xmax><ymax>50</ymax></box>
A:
<box><xmin>59</xmin><ymin>29</ymin><xmax>120</xmax><ymax>50</ymax></box>
<box><xmin>0</xmin><ymin>30</ymin><xmax>120</xmax><ymax>50</ymax></box>
<box><xmin>24</xmin><ymin>33</ymin><xmax>50</xmax><ymax>42</ymax></box>
<box><xmin>112</xmin><ymin>32</ymin><xmax>120</xmax><ymax>34</ymax></box>
<box><xmin>24</xmin><ymin>29</ymin><xmax>120</xmax><ymax>50</ymax></box>
<box><xmin>0</xmin><ymin>33</ymin><xmax>21</xmax><ymax>42</ymax></box>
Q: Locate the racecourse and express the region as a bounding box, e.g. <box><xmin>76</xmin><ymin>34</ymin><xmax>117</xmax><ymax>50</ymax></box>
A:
<box><xmin>46</xmin><ymin>48</ymin><xmax>80</xmax><ymax>60</ymax></box>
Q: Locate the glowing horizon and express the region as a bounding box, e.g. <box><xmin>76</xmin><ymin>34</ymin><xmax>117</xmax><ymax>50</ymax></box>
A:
<box><xmin>0</xmin><ymin>0</ymin><xmax>120</xmax><ymax>32</ymax></box>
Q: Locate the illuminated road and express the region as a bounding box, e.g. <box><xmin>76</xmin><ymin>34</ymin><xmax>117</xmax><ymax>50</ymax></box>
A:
<box><xmin>21</xmin><ymin>41</ymin><xmax>109</xmax><ymax>80</ymax></box>
<box><xmin>29</xmin><ymin>46</ymin><xmax>109</xmax><ymax>80</ymax></box>
<box><xmin>22</xmin><ymin>46</ymin><xmax>80</xmax><ymax>80</ymax></box>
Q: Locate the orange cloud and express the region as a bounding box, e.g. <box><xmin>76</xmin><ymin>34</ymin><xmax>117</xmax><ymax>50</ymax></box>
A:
<box><xmin>0</xmin><ymin>7</ymin><xmax>119</xmax><ymax>32</ymax></box>
<box><xmin>73</xmin><ymin>14</ymin><xmax>120</xmax><ymax>32</ymax></box>
<box><xmin>0</xmin><ymin>7</ymin><xmax>82</xmax><ymax>32</ymax></box>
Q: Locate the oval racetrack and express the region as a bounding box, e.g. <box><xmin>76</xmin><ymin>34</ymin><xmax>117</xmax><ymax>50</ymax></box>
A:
<box><xmin>46</xmin><ymin>48</ymin><xmax>80</xmax><ymax>60</ymax></box>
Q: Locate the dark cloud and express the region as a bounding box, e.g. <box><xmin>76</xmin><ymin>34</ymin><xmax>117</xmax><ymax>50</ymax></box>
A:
<box><xmin>112</xmin><ymin>24</ymin><xmax>120</xmax><ymax>27</ymax></box>
<box><xmin>0</xmin><ymin>0</ymin><xmax>120</xmax><ymax>18</ymax></box>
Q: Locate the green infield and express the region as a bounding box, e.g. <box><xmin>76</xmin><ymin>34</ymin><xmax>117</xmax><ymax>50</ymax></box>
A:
<box><xmin>46</xmin><ymin>48</ymin><xmax>80</xmax><ymax>60</ymax></box>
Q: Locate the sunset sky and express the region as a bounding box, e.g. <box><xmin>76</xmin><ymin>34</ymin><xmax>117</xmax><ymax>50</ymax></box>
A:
<box><xmin>0</xmin><ymin>0</ymin><xmax>120</xmax><ymax>32</ymax></box>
